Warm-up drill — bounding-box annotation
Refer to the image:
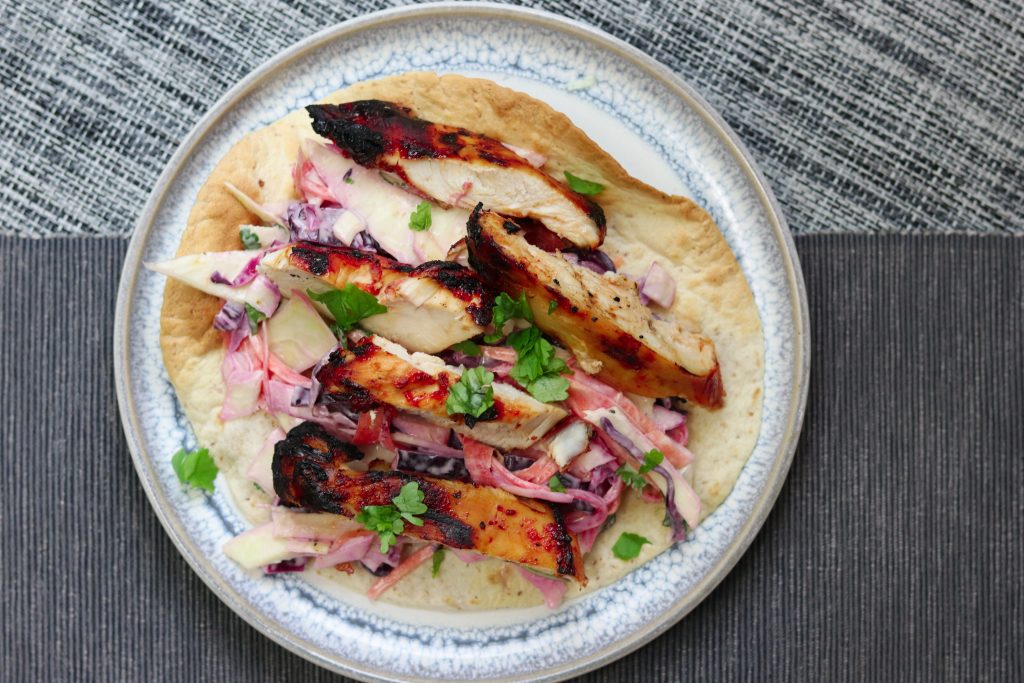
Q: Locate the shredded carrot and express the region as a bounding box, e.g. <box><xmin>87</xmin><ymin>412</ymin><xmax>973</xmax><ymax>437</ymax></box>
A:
<box><xmin>367</xmin><ymin>544</ymin><xmax>438</xmax><ymax>600</ymax></box>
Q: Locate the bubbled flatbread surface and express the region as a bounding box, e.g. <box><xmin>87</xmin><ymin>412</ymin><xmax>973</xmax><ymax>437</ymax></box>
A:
<box><xmin>159</xmin><ymin>72</ymin><xmax>764</xmax><ymax>609</ymax></box>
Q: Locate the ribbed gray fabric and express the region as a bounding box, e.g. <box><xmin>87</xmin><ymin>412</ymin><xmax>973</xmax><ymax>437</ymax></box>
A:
<box><xmin>1</xmin><ymin>234</ymin><xmax>1021</xmax><ymax>681</ymax></box>
<box><xmin>0</xmin><ymin>0</ymin><xmax>1022</xmax><ymax>238</ymax></box>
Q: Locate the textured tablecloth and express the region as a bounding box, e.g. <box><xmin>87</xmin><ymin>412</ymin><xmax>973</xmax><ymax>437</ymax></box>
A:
<box><xmin>1</xmin><ymin>0</ymin><xmax>1022</xmax><ymax>237</ymax></box>
<box><xmin>2</xmin><ymin>0</ymin><xmax>1023</xmax><ymax>681</ymax></box>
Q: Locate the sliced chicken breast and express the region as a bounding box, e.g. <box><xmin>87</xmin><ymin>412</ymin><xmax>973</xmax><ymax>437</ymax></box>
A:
<box><xmin>273</xmin><ymin>422</ymin><xmax>586</xmax><ymax>583</ymax></box>
<box><xmin>306</xmin><ymin>100</ymin><xmax>606</xmax><ymax>248</ymax></box>
<box><xmin>315</xmin><ymin>335</ymin><xmax>567</xmax><ymax>450</ymax></box>
<box><xmin>259</xmin><ymin>243</ymin><xmax>493</xmax><ymax>354</ymax></box>
<box><xmin>465</xmin><ymin>207</ymin><xmax>724</xmax><ymax>406</ymax></box>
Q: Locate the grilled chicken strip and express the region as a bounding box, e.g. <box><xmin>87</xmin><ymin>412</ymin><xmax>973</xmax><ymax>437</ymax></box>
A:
<box><xmin>259</xmin><ymin>243</ymin><xmax>494</xmax><ymax>354</ymax></box>
<box><xmin>316</xmin><ymin>335</ymin><xmax>567</xmax><ymax>450</ymax></box>
<box><xmin>306</xmin><ymin>100</ymin><xmax>606</xmax><ymax>248</ymax></box>
<box><xmin>466</xmin><ymin>207</ymin><xmax>724</xmax><ymax>406</ymax></box>
<box><xmin>273</xmin><ymin>421</ymin><xmax>586</xmax><ymax>583</ymax></box>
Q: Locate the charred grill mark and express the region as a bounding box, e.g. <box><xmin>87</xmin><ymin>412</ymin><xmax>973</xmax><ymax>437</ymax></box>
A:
<box><xmin>578</xmin><ymin>196</ymin><xmax>606</xmax><ymax>230</ymax></box>
<box><xmin>411</xmin><ymin>259</ymin><xmax>495</xmax><ymax>311</ymax></box>
<box><xmin>549</xmin><ymin>505</ymin><xmax>579</xmax><ymax>579</ymax></box>
<box><xmin>350</xmin><ymin>336</ymin><xmax>377</xmax><ymax>358</ymax></box>
<box><xmin>305</xmin><ymin>100</ymin><xmax>509</xmax><ymax>166</ymax></box>
<box><xmin>317</xmin><ymin>348</ymin><xmax>383</xmax><ymax>412</ymax></box>
<box><xmin>600</xmin><ymin>331</ymin><xmax>644</xmax><ymax>369</ymax></box>
<box><xmin>421</xmin><ymin>511</ymin><xmax>474</xmax><ymax>548</ymax></box>
<box><xmin>307</xmin><ymin>102</ymin><xmax>394</xmax><ymax>166</ymax></box>
<box><xmin>290</xmin><ymin>245</ymin><xmax>330</xmax><ymax>276</ymax></box>
<box><xmin>287</xmin><ymin>242</ymin><xmax>383</xmax><ymax>280</ymax></box>
<box><xmin>273</xmin><ymin>422</ymin><xmax>361</xmax><ymax>510</ymax></box>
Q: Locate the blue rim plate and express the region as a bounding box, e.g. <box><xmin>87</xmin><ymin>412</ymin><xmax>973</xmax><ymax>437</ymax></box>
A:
<box><xmin>114</xmin><ymin>4</ymin><xmax>809</xmax><ymax>681</ymax></box>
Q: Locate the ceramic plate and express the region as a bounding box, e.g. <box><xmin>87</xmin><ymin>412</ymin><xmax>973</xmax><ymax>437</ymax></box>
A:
<box><xmin>114</xmin><ymin>3</ymin><xmax>809</xmax><ymax>681</ymax></box>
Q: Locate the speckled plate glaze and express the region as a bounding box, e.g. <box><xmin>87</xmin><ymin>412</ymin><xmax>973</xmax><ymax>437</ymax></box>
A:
<box><xmin>114</xmin><ymin>4</ymin><xmax>809</xmax><ymax>681</ymax></box>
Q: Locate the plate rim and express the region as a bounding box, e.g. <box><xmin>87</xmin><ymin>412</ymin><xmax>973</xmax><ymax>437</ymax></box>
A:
<box><xmin>113</xmin><ymin>3</ymin><xmax>810</xmax><ymax>681</ymax></box>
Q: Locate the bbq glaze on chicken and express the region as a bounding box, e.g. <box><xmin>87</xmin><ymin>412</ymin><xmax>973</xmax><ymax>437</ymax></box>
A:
<box><xmin>315</xmin><ymin>335</ymin><xmax>567</xmax><ymax>450</ymax></box>
<box><xmin>273</xmin><ymin>422</ymin><xmax>586</xmax><ymax>583</ymax></box>
<box><xmin>466</xmin><ymin>206</ymin><xmax>724</xmax><ymax>406</ymax></box>
<box><xmin>306</xmin><ymin>101</ymin><xmax>606</xmax><ymax>248</ymax></box>
<box><xmin>260</xmin><ymin>242</ymin><xmax>495</xmax><ymax>354</ymax></box>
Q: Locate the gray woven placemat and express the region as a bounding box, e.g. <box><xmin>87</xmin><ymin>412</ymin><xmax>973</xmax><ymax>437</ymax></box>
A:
<box><xmin>1</xmin><ymin>0</ymin><xmax>1022</xmax><ymax>238</ymax></box>
<box><xmin>2</xmin><ymin>234</ymin><xmax>1021</xmax><ymax>681</ymax></box>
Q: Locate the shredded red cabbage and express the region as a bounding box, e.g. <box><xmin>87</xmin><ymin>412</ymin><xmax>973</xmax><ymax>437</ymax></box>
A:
<box><xmin>654</xmin><ymin>464</ymin><xmax>689</xmax><ymax>541</ymax></box>
<box><xmin>599</xmin><ymin>417</ymin><xmax>688</xmax><ymax>539</ymax></box>
<box><xmin>212</xmin><ymin>301</ymin><xmax>250</xmax><ymax>350</ymax></box>
<box><xmin>287</xmin><ymin>202</ymin><xmax>343</xmax><ymax>245</ymax></box>
<box><xmin>396</xmin><ymin>451</ymin><xmax>470</xmax><ymax>480</ymax></box>
<box><xmin>503</xmin><ymin>454</ymin><xmax>535</xmax><ymax>471</ymax></box>
<box><xmin>517</xmin><ymin>568</ymin><xmax>567</xmax><ymax>608</ymax></box>
<box><xmin>361</xmin><ymin>543</ymin><xmax>402</xmax><ymax>575</ymax></box>
<box><xmin>264</xmin><ymin>557</ymin><xmax>307</xmax><ymax>574</ymax></box>
<box><xmin>349</xmin><ymin>230</ymin><xmax>395</xmax><ymax>259</ymax></box>
<box><xmin>210</xmin><ymin>253</ymin><xmax>260</xmax><ymax>287</ymax></box>
<box><xmin>564</xmin><ymin>248</ymin><xmax>616</xmax><ymax>274</ymax></box>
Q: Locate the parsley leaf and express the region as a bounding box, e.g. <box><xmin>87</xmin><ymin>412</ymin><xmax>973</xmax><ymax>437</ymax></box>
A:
<box><xmin>409</xmin><ymin>201</ymin><xmax>432</xmax><ymax>231</ymax></box>
<box><xmin>639</xmin><ymin>449</ymin><xmax>665</xmax><ymax>473</ymax></box>
<box><xmin>616</xmin><ymin>449</ymin><xmax>664</xmax><ymax>492</ymax></box>
<box><xmin>526</xmin><ymin>374</ymin><xmax>571</xmax><ymax>403</ymax></box>
<box><xmin>548</xmin><ymin>475</ymin><xmax>566</xmax><ymax>493</ymax></box>
<box><xmin>564</xmin><ymin>171</ymin><xmax>605</xmax><ymax>196</ymax></box>
<box><xmin>548</xmin><ymin>299</ymin><xmax>558</xmax><ymax>315</ymax></box>
<box><xmin>307</xmin><ymin>284</ymin><xmax>387</xmax><ymax>334</ymax></box>
<box><xmin>343</xmin><ymin>169</ymin><xmax>354</xmax><ymax>185</ymax></box>
<box><xmin>612</xmin><ymin>532</ymin><xmax>651</xmax><ymax>560</ymax></box>
<box><xmin>507</xmin><ymin>327</ymin><xmax>570</xmax><ymax>402</ymax></box>
<box><xmin>450</xmin><ymin>340</ymin><xmax>482</xmax><ymax>357</ymax></box>
<box><xmin>355</xmin><ymin>482</ymin><xmax>428</xmax><ymax>553</ymax></box>
<box><xmin>239</xmin><ymin>226</ymin><xmax>261</xmax><ymax>250</ymax></box>
<box><xmin>244</xmin><ymin>303</ymin><xmax>266</xmax><ymax>333</ymax></box>
<box><xmin>171</xmin><ymin>447</ymin><xmax>218</xmax><ymax>492</ymax></box>
<box><xmin>484</xmin><ymin>292</ymin><xmax>533</xmax><ymax>343</ymax></box>
<box><xmin>445</xmin><ymin>367</ymin><xmax>495</xmax><ymax>420</ymax></box>
<box><xmin>616</xmin><ymin>466</ymin><xmax>647</xmax><ymax>492</ymax></box>
<box><xmin>393</xmin><ymin>481</ymin><xmax>428</xmax><ymax>526</ymax></box>
<box><xmin>431</xmin><ymin>548</ymin><xmax>445</xmax><ymax>578</ymax></box>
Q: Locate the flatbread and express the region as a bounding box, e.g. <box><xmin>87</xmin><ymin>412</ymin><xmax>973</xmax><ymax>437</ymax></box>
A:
<box><xmin>159</xmin><ymin>73</ymin><xmax>763</xmax><ymax>609</ymax></box>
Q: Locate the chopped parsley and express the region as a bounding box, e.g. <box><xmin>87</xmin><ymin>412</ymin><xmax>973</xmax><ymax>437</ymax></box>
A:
<box><xmin>450</xmin><ymin>340</ymin><xmax>482</xmax><ymax>357</ymax></box>
<box><xmin>564</xmin><ymin>171</ymin><xmax>605</xmax><ymax>196</ymax></box>
<box><xmin>548</xmin><ymin>475</ymin><xmax>566</xmax><ymax>493</ymax></box>
<box><xmin>409</xmin><ymin>201</ymin><xmax>432</xmax><ymax>231</ymax></box>
<box><xmin>445</xmin><ymin>367</ymin><xmax>496</xmax><ymax>424</ymax></box>
<box><xmin>239</xmin><ymin>226</ymin><xmax>261</xmax><ymax>250</ymax></box>
<box><xmin>484</xmin><ymin>292</ymin><xmax>533</xmax><ymax>343</ymax></box>
<box><xmin>307</xmin><ymin>284</ymin><xmax>387</xmax><ymax>337</ymax></box>
<box><xmin>343</xmin><ymin>169</ymin><xmax>354</xmax><ymax>185</ymax></box>
<box><xmin>431</xmin><ymin>548</ymin><xmax>445</xmax><ymax>577</ymax></box>
<box><xmin>507</xmin><ymin>326</ymin><xmax>570</xmax><ymax>402</ymax></box>
<box><xmin>244</xmin><ymin>303</ymin><xmax>266</xmax><ymax>333</ymax></box>
<box><xmin>616</xmin><ymin>449</ymin><xmax>664</xmax><ymax>492</ymax></box>
<box><xmin>548</xmin><ymin>299</ymin><xmax>558</xmax><ymax>315</ymax></box>
<box><xmin>611</xmin><ymin>532</ymin><xmax>651</xmax><ymax>561</ymax></box>
<box><xmin>355</xmin><ymin>482</ymin><xmax>428</xmax><ymax>553</ymax></box>
<box><xmin>171</xmin><ymin>447</ymin><xmax>218</xmax><ymax>492</ymax></box>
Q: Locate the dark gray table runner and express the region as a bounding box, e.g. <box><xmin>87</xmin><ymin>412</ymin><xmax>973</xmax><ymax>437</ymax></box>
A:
<box><xmin>3</xmin><ymin>234</ymin><xmax>1020</xmax><ymax>681</ymax></box>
